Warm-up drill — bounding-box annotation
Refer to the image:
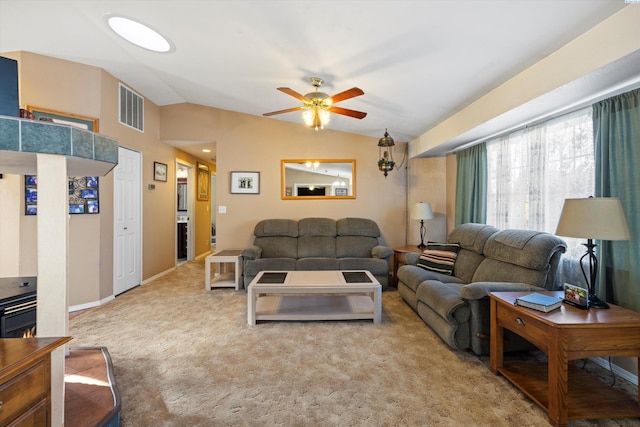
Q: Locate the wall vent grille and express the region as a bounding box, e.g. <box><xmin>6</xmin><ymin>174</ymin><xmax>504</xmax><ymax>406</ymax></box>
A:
<box><xmin>119</xmin><ymin>83</ymin><xmax>144</xmax><ymax>132</ymax></box>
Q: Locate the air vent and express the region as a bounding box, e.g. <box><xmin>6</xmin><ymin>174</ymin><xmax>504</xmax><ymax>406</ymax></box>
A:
<box><xmin>119</xmin><ymin>83</ymin><xmax>144</xmax><ymax>132</ymax></box>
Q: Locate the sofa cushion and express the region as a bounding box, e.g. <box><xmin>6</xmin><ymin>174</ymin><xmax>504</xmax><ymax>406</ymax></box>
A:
<box><xmin>472</xmin><ymin>259</ymin><xmax>549</xmax><ymax>287</ymax></box>
<box><xmin>446</xmin><ymin>223</ymin><xmax>498</xmax><ymax>282</ymax></box>
<box><xmin>416</xmin><ymin>242</ymin><xmax>460</xmax><ymax>275</ymax></box>
<box><xmin>253</xmin><ymin>236</ymin><xmax>298</xmax><ymax>259</ymax></box>
<box><xmin>336</xmin><ymin>236</ymin><xmax>377</xmax><ymax>258</ymax></box>
<box><xmin>483</xmin><ymin>230</ymin><xmax>567</xmax><ymax>271</ymax></box>
<box><xmin>297</xmin><ymin>258</ymin><xmax>339</xmax><ymax>270</ymax></box>
<box><xmin>336</xmin><ymin>218</ymin><xmax>380</xmax><ymax>237</ymax></box>
<box><xmin>397</xmin><ymin>265</ymin><xmax>466</xmax><ymax>293</ymax></box>
<box><xmin>298</xmin><ymin>218</ymin><xmax>337</xmax><ymax>237</ymax></box>
<box><xmin>447</xmin><ymin>223</ymin><xmax>498</xmax><ymax>254</ymax></box>
<box><xmin>298</xmin><ymin>236</ymin><xmax>336</xmax><ymax>258</ymax></box>
<box><xmin>254</xmin><ymin>219</ymin><xmax>298</xmax><ymax>237</ymax></box>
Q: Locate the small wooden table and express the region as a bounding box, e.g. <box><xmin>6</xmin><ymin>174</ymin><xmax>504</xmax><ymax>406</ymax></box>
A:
<box><xmin>205</xmin><ymin>249</ymin><xmax>242</xmax><ymax>291</ymax></box>
<box><xmin>392</xmin><ymin>245</ymin><xmax>423</xmax><ymax>287</ymax></box>
<box><xmin>489</xmin><ymin>291</ymin><xmax>640</xmax><ymax>426</ymax></box>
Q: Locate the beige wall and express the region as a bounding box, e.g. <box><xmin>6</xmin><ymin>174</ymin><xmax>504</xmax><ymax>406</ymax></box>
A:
<box><xmin>0</xmin><ymin>52</ymin><xmax>214</xmax><ymax>307</ymax></box>
<box><xmin>160</xmin><ymin>103</ymin><xmax>408</xmax><ymax>250</ymax></box>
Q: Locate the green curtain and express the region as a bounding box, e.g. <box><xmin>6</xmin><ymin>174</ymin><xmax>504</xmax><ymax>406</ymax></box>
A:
<box><xmin>454</xmin><ymin>143</ymin><xmax>487</xmax><ymax>226</ymax></box>
<box><xmin>593</xmin><ymin>88</ymin><xmax>640</xmax><ymax>311</ymax></box>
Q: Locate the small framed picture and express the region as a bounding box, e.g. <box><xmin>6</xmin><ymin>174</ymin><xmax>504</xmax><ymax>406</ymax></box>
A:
<box><xmin>69</xmin><ymin>204</ymin><xmax>85</xmax><ymax>214</ymax></box>
<box><xmin>87</xmin><ymin>200</ymin><xmax>99</xmax><ymax>214</ymax></box>
<box><xmin>26</xmin><ymin>205</ymin><xmax>37</xmax><ymax>215</ymax></box>
<box><xmin>197</xmin><ymin>163</ymin><xmax>210</xmax><ymax>200</ymax></box>
<box><xmin>81</xmin><ymin>189</ymin><xmax>98</xmax><ymax>199</ymax></box>
<box><xmin>154</xmin><ymin>161</ymin><xmax>168</xmax><ymax>182</ymax></box>
<box><xmin>26</xmin><ymin>175</ymin><xmax>37</xmax><ymax>187</ymax></box>
<box><xmin>26</xmin><ymin>188</ymin><xmax>38</xmax><ymax>203</ymax></box>
<box><xmin>86</xmin><ymin>176</ymin><xmax>99</xmax><ymax>188</ymax></box>
<box><xmin>230</xmin><ymin>171</ymin><xmax>260</xmax><ymax>194</ymax></box>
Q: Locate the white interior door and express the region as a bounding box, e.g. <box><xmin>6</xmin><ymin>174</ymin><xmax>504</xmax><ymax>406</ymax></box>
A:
<box><xmin>114</xmin><ymin>147</ymin><xmax>142</xmax><ymax>295</ymax></box>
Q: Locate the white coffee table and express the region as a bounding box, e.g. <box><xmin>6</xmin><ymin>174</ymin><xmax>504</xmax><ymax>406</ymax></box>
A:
<box><xmin>247</xmin><ymin>270</ymin><xmax>382</xmax><ymax>325</ymax></box>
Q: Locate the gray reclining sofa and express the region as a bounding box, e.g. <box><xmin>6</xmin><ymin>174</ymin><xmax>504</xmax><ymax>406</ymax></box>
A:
<box><xmin>241</xmin><ymin>217</ymin><xmax>393</xmax><ymax>289</ymax></box>
<box><xmin>397</xmin><ymin>223</ymin><xmax>567</xmax><ymax>355</ymax></box>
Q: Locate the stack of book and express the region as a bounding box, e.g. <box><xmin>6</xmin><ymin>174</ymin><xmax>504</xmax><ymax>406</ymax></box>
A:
<box><xmin>515</xmin><ymin>293</ymin><xmax>562</xmax><ymax>312</ymax></box>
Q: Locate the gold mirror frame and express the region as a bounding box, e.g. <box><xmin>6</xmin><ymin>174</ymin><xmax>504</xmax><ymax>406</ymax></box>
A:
<box><xmin>281</xmin><ymin>159</ymin><xmax>356</xmax><ymax>200</ymax></box>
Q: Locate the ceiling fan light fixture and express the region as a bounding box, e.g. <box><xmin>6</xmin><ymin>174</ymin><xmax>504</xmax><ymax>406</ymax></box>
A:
<box><xmin>106</xmin><ymin>15</ymin><xmax>174</xmax><ymax>53</ymax></box>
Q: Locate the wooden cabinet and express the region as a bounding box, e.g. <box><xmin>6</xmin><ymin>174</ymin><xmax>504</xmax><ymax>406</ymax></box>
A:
<box><xmin>0</xmin><ymin>337</ymin><xmax>71</xmax><ymax>427</ymax></box>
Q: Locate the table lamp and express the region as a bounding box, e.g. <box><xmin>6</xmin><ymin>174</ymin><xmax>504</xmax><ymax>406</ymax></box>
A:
<box><xmin>555</xmin><ymin>197</ymin><xmax>631</xmax><ymax>309</ymax></box>
<box><xmin>410</xmin><ymin>202</ymin><xmax>433</xmax><ymax>249</ymax></box>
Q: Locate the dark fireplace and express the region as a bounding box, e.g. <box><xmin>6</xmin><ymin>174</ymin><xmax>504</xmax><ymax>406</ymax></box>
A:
<box><xmin>0</xmin><ymin>277</ymin><xmax>37</xmax><ymax>338</ymax></box>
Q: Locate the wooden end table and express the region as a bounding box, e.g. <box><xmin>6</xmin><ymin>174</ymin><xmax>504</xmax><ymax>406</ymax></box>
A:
<box><xmin>489</xmin><ymin>291</ymin><xmax>640</xmax><ymax>426</ymax></box>
<box><xmin>205</xmin><ymin>249</ymin><xmax>242</xmax><ymax>291</ymax></box>
<box><xmin>392</xmin><ymin>245</ymin><xmax>423</xmax><ymax>287</ymax></box>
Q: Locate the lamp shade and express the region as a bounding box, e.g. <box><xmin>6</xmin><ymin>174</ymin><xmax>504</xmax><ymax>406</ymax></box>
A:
<box><xmin>555</xmin><ymin>197</ymin><xmax>631</xmax><ymax>241</ymax></box>
<box><xmin>410</xmin><ymin>202</ymin><xmax>434</xmax><ymax>221</ymax></box>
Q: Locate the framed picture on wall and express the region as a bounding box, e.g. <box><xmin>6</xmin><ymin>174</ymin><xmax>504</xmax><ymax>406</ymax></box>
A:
<box><xmin>25</xmin><ymin>105</ymin><xmax>99</xmax><ymax>132</ymax></box>
<box><xmin>154</xmin><ymin>162</ymin><xmax>167</xmax><ymax>182</ymax></box>
<box><xmin>197</xmin><ymin>162</ymin><xmax>210</xmax><ymax>201</ymax></box>
<box><xmin>230</xmin><ymin>171</ymin><xmax>260</xmax><ymax>194</ymax></box>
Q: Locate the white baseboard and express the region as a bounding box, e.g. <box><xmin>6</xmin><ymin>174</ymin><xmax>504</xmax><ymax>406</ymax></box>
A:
<box><xmin>69</xmin><ymin>295</ymin><xmax>115</xmax><ymax>313</ymax></box>
<box><xmin>590</xmin><ymin>356</ymin><xmax>638</xmax><ymax>386</ymax></box>
<box><xmin>142</xmin><ymin>266</ymin><xmax>176</xmax><ymax>285</ymax></box>
<box><xmin>69</xmin><ymin>267</ymin><xmax>176</xmax><ymax>312</ymax></box>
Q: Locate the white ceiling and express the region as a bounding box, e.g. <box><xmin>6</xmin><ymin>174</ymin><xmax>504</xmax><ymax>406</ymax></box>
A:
<box><xmin>0</xmin><ymin>1</ymin><xmax>629</xmax><ymax>161</ymax></box>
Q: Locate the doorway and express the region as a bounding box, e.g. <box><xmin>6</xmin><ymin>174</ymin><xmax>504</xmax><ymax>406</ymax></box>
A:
<box><xmin>113</xmin><ymin>147</ymin><xmax>142</xmax><ymax>295</ymax></box>
<box><xmin>176</xmin><ymin>161</ymin><xmax>195</xmax><ymax>264</ymax></box>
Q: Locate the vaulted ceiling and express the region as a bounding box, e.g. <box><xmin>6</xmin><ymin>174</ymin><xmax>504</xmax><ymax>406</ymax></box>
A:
<box><xmin>0</xmin><ymin>1</ymin><xmax>630</xmax><ymax>160</ymax></box>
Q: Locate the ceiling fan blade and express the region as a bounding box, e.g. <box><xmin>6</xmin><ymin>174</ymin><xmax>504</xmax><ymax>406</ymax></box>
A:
<box><xmin>263</xmin><ymin>106</ymin><xmax>305</xmax><ymax>117</ymax></box>
<box><xmin>327</xmin><ymin>106</ymin><xmax>367</xmax><ymax>119</ymax></box>
<box><xmin>329</xmin><ymin>87</ymin><xmax>364</xmax><ymax>104</ymax></box>
<box><xmin>277</xmin><ymin>87</ymin><xmax>310</xmax><ymax>102</ymax></box>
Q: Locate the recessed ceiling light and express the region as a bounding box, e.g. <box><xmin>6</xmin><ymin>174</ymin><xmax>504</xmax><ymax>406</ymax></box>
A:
<box><xmin>106</xmin><ymin>14</ymin><xmax>174</xmax><ymax>53</ymax></box>
<box><xmin>202</xmin><ymin>149</ymin><xmax>211</xmax><ymax>153</ymax></box>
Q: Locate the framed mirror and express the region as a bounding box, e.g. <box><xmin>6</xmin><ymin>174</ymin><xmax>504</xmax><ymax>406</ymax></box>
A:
<box><xmin>281</xmin><ymin>159</ymin><xmax>356</xmax><ymax>199</ymax></box>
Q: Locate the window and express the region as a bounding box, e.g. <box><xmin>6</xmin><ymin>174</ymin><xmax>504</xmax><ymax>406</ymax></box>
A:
<box><xmin>486</xmin><ymin>107</ymin><xmax>594</xmax><ymax>260</ymax></box>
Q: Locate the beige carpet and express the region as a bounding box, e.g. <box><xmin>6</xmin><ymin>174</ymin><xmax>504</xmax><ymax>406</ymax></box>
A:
<box><xmin>69</xmin><ymin>262</ymin><xmax>638</xmax><ymax>426</ymax></box>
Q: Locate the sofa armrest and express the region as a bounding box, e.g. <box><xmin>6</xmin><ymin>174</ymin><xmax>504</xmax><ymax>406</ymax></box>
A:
<box><xmin>372</xmin><ymin>245</ymin><xmax>393</xmax><ymax>260</ymax></box>
<box><xmin>241</xmin><ymin>245</ymin><xmax>262</xmax><ymax>261</ymax></box>
<box><xmin>460</xmin><ymin>281</ymin><xmax>546</xmax><ymax>300</ymax></box>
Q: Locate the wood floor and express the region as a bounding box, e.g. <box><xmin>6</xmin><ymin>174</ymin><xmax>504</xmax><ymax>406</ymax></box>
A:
<box><xmin>65</xmin><ymin>347</ymin><xmax>121</xmax><ymax>427</ymax></box>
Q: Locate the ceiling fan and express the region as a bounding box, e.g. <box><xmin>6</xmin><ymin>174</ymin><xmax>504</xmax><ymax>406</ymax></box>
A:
<box><xmin>263</xmin><ymin>77</ymin><xmax>367</xmax><ymax>130</ymax></box>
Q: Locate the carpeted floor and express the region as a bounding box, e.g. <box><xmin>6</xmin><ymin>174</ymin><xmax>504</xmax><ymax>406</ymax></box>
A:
<box><xmin>69</xmin><ymin>261</ymin><xmax>639</xmax><ymax>426</ymax></box>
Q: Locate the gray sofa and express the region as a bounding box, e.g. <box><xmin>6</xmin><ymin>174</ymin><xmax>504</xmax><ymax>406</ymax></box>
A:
<box><xmin>241</xmin><ymin>218</ymin><xmax>393</xmax><ymax>289</ymax></box>
<box><xmin>397</xmin><ymin>223</ymin><xmax>567</xmax><ymax>355</ymax></box>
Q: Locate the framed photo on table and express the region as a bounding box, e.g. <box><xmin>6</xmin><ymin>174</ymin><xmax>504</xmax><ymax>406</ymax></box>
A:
<box><xmin>230</xmin><ymin>171</ymin><xmax>260</xmax><ymax>194</ymax></box>
<box><xmin>197</xmin><ymin>162</ymin><xmax>210</xmax><ymax>201</ymax></box>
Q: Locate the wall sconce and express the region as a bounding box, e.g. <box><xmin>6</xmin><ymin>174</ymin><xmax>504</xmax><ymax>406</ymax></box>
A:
<box><xmin>378</xmin><ymin>129</ymin><xmax>395</xmax><ymax>178</ymax></box>
<box><xmin>377</xmin><ymin>129</ymin><xmax>407</xmax><ymax>178</ymax></box>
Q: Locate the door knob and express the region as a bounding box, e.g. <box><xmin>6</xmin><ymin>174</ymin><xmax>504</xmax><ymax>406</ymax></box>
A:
<box><xmin>124</xmin><ymin>227</ymin><xmax>128</xmax><ymax>230</ymax></box>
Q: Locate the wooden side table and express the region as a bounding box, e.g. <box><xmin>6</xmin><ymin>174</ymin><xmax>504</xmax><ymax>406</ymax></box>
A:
<box><xmin>489</xmin><ymin>291</ymin><xmax>640</xmax><ymax>426</ymax></box>
<box><xmin>205</xmin><ymin>249</ymin><xmax>242</xmax><ymax>291</ymax></box>
<box><xmin>392</xmin><ymin>245</ymin><xmax>423</xmax><ymax>287</ymax></box>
